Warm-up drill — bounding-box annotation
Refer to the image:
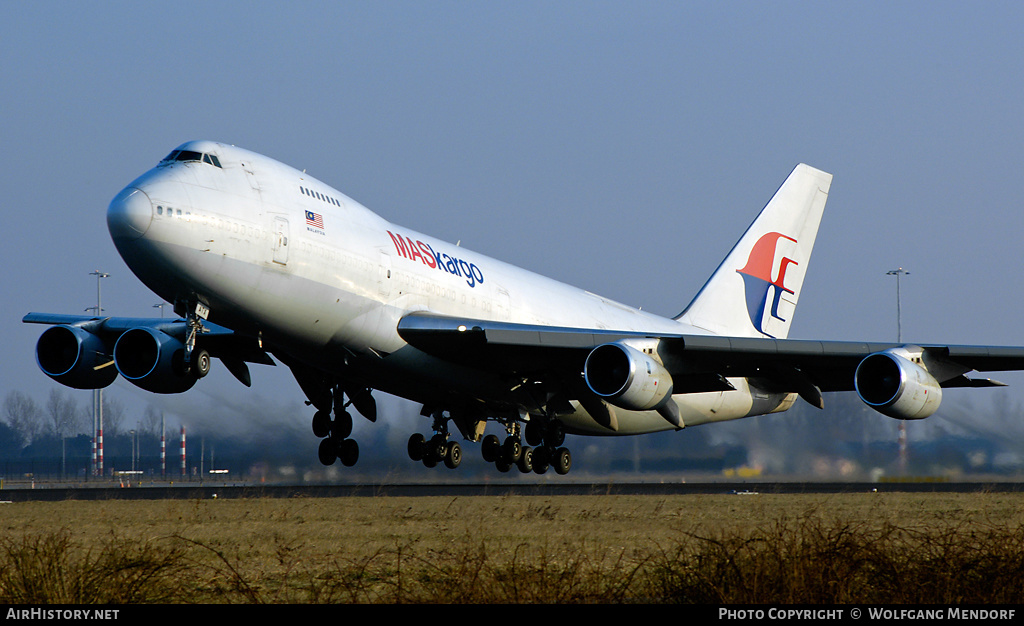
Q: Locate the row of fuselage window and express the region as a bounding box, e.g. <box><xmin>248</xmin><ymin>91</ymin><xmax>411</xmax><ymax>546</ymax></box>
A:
<box><xmin>152</xmin><ymin>182</ymin><xmax>337</xmax><ymax>234</ymax></box>
<box><xmin>156</xmin><ymin>205</ymin><xmax>185</xmax><ymax>218</ymax></box>
<box><xmin>300</xmin><ymin>185</ymin><xmax>342</xmax><ymax>207</ymax></box>
<box><xmin>155</xmin><ymin>205</ymin><xmax>265</xmax><ymax>240</ymax></box>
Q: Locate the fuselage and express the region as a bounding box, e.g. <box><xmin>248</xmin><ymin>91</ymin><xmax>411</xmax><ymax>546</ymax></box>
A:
<box><xmin>107</xmin><ymin>141</ymin><xmax>791</xmax><ymax>435</ymax></box>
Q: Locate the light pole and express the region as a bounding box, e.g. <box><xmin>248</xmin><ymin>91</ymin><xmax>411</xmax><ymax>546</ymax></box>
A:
<box><xmin>160</xmin><ymin>410</ymin><xmax>166</xmax><ymax>478</ymax></box>
<box><xmin>88</xmin><ymin>271</ymin><xmax>109</xmax><ymax>477</ymax></box>
<box><xmin>886</xmin><ymin>268</ymin><xmax>909</xmax><ymax>343</ymax></box>
<box><xmin>89</xmin><ymin>270</ymin><xmax>109</xmax><ymax>316</ymax></box>
<box><xmin>150</xmin><ymin>307</ymin><xmax>169</xmax><ymax>478</ymax></box>
<box><xmin>887</xmin><ymin>267</ymin><xmax>910</xmax><ymax>474</ymax></box>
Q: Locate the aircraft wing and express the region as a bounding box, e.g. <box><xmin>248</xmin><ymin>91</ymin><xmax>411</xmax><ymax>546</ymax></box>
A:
<box><xmin>397</xmin><ymin>312</ymin><xmax>1024</xmax><ymax>410</ymax></box>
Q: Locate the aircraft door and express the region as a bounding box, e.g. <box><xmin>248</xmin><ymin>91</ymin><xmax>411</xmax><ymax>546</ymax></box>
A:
<box><xmin>241</xmin><ymin>160</ymin><xmax>261</xmax><ymax>194</ymax></box>
<box><xmin>496</xmin><ymin>286</ymin><xmax>511</xmax><ymax>320</ymax></box>
<box><xmin>273</xmin><ymin>216</ymin><xmax>289</xmax><ymax>264</ymax></box>
<box><xmin>378</xmin><ymin>251</ymin><xmax>392</xmax><ymax>299</ymax></box>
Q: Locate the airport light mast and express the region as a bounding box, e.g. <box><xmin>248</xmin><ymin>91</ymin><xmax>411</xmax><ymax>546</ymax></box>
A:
<box><xmin>887</xmin><ymin>267</ymin><xmax>910</xmax><ymax>474</ymax></box>
<box><xmin>154</xmin><ymin>302</ymin><xmax>168</xmax><ymax>477</ymax></box>
<box><xmin>88</xmin><ymin>270</ymin><xmax>109</xmax><ymax>477</ymax></box>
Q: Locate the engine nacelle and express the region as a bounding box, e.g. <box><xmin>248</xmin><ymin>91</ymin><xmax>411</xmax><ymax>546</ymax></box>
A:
<box><xmin>35</xmin><ymin>325</ymin><xmax>118</xmax><ymax>389</ymax></box>
<box><xmin>855</xmin><ymin>350</ymin><xmax>942</xmax><ymax>420</ymax></box>
<box><xmin>584</xmin><ymin>341</ymin><xmax>674</xmax><ymax>411</ymax></box>
<box><xmin>113</xmin><ymin>327</ymin><xmax>197</xmax><ymax>394</ymax></box>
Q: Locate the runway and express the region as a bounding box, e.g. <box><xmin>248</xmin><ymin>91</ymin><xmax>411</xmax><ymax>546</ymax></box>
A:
<box><xmin>3</xmin><ymin>480</ymin><xmax>1023</xmax><ymax>502</ymax></box>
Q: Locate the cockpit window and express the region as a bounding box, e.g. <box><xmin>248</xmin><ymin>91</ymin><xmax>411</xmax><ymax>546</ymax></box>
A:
<box><xmin>174</xmin><ymin>150</ymin><xmax>203</xmax><ymax>163</ymax></box>
<box><xmin>160</xmin><ymin>149</ymin><xmax>223</xmax><ymax>168</ymax></box>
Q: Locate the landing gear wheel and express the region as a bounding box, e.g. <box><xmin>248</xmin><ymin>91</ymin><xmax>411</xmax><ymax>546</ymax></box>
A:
<box><xmin>339</xmin><ymin>438</ymin><xmax>359</xmax><ymax>467</ymax></box>
<box><xmin>517</xmin><ymin>446</ymin><xmax>534</xmax><ymax>473</ymax></box>
<box><xmin>428</xmin><ymin>434</ymin><xmax>448</xmax><ymax>462</ymax></box>
<box><xmin>533</xmin><ymin>446</ymin><xmax>550</xmax><ymax>474</ymax></box>
<box><xmin>545</xmin><ymin>422</ymin><xmax>565</xmax><ymax>447</ymax></box>
<box><xmin>312</xmin><ymin>411</ymin><xmax>331</xmax><ymax>438</ymax></box>
<box><xmin>525</xmin><ymin>421</ymin><xmax>544</xmax><ymax>447</ymax></box>
<box><xmin>482</xmin><ymin>435</ymin><xmax>501</xmax><ymax>463</ymax></box>
<box><xmin>333</xmin><ymin>410</ymin><xmax>353</xmax><ymax>440</ymax></box>
<box><xmin>318</xmin><ymin>438</ymin><xmax>337</xmax><ymax>466</ymax></box>
<box><xmin>408</xmin><ymin>433</ymin><xmax>426</xmax><ymax>461</ymax></box>
<box><xmin>495</xmin><ymin>459</ymin><xmax>512</xmax><ymax>473</ymax></box>
<box><xmin>192</xmin><ymin>349</ymin><xmax>212</xmax><ymax>379</ymax></box>
<box><xmin>554</xmin><ymin>447</ymin><xmax>572</xmax><ymax>475</ymax></box>
<box><xmin>444</xmin><ymin>441</ymin><xmax>462</xmax><ymax>469</ymax></box>
<box><xmin>503</xmin><ymin>437</ymin><xmax>522</xmax><ymax>463</ymax></box>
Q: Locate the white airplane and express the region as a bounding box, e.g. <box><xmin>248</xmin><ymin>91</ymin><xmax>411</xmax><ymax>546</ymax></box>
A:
<box><xmin>24</xmin><ymin>141</ymin><xmax>1024</xmax><ymax>474</ymax></box>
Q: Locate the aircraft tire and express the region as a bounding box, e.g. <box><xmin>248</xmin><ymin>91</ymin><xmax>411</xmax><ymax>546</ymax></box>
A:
<box><xmin>192</xmin><ymin>349</ymin><xmax>212</xmax><ymax>379</ymax></box>
<box><xmin>339</xmin><ymin>439</ymin><xmax>359</xmax><ymax>467</ymax></box>
<box><xmin>525</xmin><ymin>421</ymin><xmax>544</xmax><ymax>447</ymax></box>
<box><xmin>333</xmin><ymin>410</ymin><xmax>353</xmax><ymax>440</ymax></box>
<box><xmin>444</xmin><ymin>441</ymin><xmax>462</xmax><ymax>469</ymax></box>
<box><xmin>554</xmin><ymin>447</ymin><xmax>572</xmax><ymax>475</ymax></box>
<box><xmin>408</xmin><ymin>433</ymin><xmax>425</xmax><ymax>461</ymax></box>
<box><xmin>481</xmin><ymin>435</ymin><xmax>500</xmax><ymax>463</ymax></box>
<box><xmin>502</xmin><ymin>437</ymin><xmax>521</xmax><ymax>463</ymax></box>
<box><xmin>317</xmin><ymin>438</ymin><xmax>337</xmax><ymax>466</ymax></box>
<box><xmin>428</xmin><ymin>434</ymin><xmax>447</xmax><ymax>461</ymax></box>
<box><xmin>517</xmin><ymin>446</ymin><xmax>534</xmax><ymax>473</ymax></box>
<box><xmin>533</xmin><ymin>445</ymin><xmax>550</xmax><ymax>467</ymax></box>
<box><xmin>545</xmin><ymin>422</ymin><xmax>565</xmax><ymax>447</ymax></box>
<box><xmin>312</xmin><ymin>411</ymin><xmax>331</xmax><ymax>438</ymax></box>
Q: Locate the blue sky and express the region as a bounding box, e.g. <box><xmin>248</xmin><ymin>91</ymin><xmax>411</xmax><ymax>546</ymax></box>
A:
<box><xmin>4</xmin><ymin>2</ymin><xmax>1024</xmax><ymax>453</ymax></box>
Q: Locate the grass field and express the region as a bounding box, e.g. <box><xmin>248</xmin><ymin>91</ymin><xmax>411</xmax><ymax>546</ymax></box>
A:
<box><xmin>2</xmin><ymin>491</ymin><xmax>1023</xmax><ymax>603</ymax></box>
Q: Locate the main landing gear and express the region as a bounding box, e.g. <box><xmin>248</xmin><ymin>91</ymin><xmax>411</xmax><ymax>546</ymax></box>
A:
<box><xmin>407</xmin><ymin>432</ymin><xmax>463</xmax><ymax>469</ymax></box>
<box><xmin>407</xmin><ymin>417</ymin><xmax>573</xmax><ymax>475</ymax></box>
<box><xmin>289</xmin><ymin>360</ymin><xmax>375</xmax><ymax>469</ymax></box>
<box><xmin>407</xmin><ymin>410</ymin><xmax>462</xmax><ymax>469</ymax></box>
<box><xmin>482</xmin><ymin>419</ymin><xmax>572</xmax><ymax>475</ymax></box>
<box><xmin>314</xmin><ymin>407</ymin><xmax>359</xmax><ymax>467</ymax></box>
<box><xmin>312</xmin><ymin>384</ymin><xmax>374</xmax><ymax>468</ymax></box>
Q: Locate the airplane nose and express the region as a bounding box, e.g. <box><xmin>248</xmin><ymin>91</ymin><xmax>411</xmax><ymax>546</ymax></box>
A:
<box><xmin>107</xmin><ymin>187</ymin><xmax>153</xmax><ymax>240</ymax></box>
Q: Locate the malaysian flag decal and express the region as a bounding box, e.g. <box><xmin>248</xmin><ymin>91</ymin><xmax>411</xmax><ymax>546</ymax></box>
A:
<box><xmin>305</xmin><ymin>210</ymin><xmax>324</xmax><ymax>229</ymax></box>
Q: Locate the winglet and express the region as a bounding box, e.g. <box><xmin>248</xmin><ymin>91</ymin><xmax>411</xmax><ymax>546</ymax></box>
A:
<box><xmin>675</xmin><ymin>164</ymin><xmax>833</xmax><ymax>339</ymax></box>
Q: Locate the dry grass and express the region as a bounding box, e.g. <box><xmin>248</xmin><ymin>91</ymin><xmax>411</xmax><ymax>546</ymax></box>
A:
<box><xmin>1</xmin><ymin>492</ymin><xmax>1022</xmax><ymax>603</ymax></box>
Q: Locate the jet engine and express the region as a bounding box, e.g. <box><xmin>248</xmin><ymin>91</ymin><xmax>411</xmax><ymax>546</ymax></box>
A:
<box><xmin>854</xmin><ymin>350</ymin><xmax>942</xmax><ymax>420</ymax></box>
<box><xmin>113</xmin><ymin>327</ymin><xmax>198</xmax><ymax>394</ymax></box>
<box><xmin>584</xmin><ymin>341</ymin><xmax>674</xmax><ymax>411</ymax></box>
<box><xmin>35</xmin><ymin>325</ymin><xmax>118</xmax><ymax>389</ymax></box>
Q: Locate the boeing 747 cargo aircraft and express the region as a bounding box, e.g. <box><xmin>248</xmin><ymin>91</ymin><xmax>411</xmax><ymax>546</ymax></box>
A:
<box><xmin>24</xmin><ymin>141</ymin><xmax>1024</xmax><ymax>474</ymax></box>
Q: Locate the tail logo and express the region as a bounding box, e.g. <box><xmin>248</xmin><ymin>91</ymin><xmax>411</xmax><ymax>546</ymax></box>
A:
<box><xmin>736</xmin><ymin>232</ymin><xmax>798</xmax><ymax>337</ymax></box>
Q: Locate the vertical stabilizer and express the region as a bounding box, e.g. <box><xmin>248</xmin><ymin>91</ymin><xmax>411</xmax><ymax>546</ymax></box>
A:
<box><xmin>675</xmin><ymin>164</ymin><xmax>833</xmax><ymax>339</ymax></box>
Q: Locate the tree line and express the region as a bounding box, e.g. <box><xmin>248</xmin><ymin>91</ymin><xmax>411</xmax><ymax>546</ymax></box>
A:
<box><xmin>2</xmin><ymin>389</ymin><xmax>164</xmax><ymax>449</ymax></box>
